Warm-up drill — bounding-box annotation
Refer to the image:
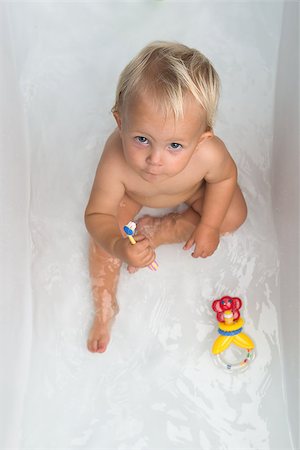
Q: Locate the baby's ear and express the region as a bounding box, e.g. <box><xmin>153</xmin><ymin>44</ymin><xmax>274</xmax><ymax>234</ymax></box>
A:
<box><xmin>197</xmin><ymin>130</ymin><xmax>214</xmax><ymax>145</ymax></box>
<box><xmin>113</xmin><ymin>111</ymin><xmax>122</xmax><ymax>130</ymax></box>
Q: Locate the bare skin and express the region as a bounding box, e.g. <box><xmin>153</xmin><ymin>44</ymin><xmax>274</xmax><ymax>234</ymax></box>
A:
<box><xmin>86</xmin><ymin>92</ymin><xmax>247</xmax><ymax>353</ymax></box>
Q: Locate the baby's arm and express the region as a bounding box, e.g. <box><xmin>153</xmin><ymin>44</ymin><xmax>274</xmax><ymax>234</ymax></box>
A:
<box><xmin>185</xmin><ymin>138</ymin><xmax>237</xmax><ymax>258</ymax></box>
<box><xmin>85</xmin><ymin>134</ymin><xmax>155</xmax><ymax>267</ymax></box>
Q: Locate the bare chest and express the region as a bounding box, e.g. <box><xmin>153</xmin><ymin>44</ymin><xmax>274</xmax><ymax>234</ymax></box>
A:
<box><xmin>124</xmin><ymin>172</ymin><xmax>204</xmax><ymax>208</ymax></box>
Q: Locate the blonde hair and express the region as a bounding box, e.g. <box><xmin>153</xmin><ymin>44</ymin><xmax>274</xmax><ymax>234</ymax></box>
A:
<box><xmin>112</xmin><ymin>41</ymin><xmax>220</xmax><ymax>128</ymax></box>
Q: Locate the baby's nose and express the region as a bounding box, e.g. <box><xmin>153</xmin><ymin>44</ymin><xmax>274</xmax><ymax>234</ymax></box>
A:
<box><xmin>147</xmin><ymin>148</ymin><xmax>162</xmax><ymax>165</ymax></box>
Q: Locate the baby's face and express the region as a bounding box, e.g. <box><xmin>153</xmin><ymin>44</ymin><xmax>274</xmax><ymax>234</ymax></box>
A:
<box><xmin>115</xmin><ymin>92</ymin><xmax>207</xmax><ymax>183</ymax></box>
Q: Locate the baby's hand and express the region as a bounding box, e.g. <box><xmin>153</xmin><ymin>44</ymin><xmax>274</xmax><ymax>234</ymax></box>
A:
<box><xmin>183</xmin><ymin>223</ymin><xmax>220</xmax><ymax>258</ymax></box>
<box><xmin>114</xmin><ymin>234</ymin><xmax>156</xmax><ymax>268</ymax></box>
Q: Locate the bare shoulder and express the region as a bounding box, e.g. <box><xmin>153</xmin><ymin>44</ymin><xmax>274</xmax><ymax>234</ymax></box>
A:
<box><xmin>100</xmin><ymin>128</ymin><xmax>126</xmax><ymax>167</ymax></box>
<box><xmin>91</xmin><ymin>128</ymin><xmax>127</xmax><ymax>189</ymax></box>
<box><xmin>195</xmin><ymin>135</ymin><xmax>237</xmax><ymax>182</ymax></box>
<box><xmin>197</xmin><ymin>135</ymin><xmax>231</xmax><ymax>163</ymax></box>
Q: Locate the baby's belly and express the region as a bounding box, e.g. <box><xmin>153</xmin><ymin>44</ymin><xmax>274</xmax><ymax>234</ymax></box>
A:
<box><xmin>127</xmin><ymin>185</ymin><xmax>202</xmax><ymax>209</ymax></box>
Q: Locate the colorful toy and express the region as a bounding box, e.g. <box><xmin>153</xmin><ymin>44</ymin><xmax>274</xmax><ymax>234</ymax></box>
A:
<box><xmin>123</xmin><ymin>221</ymin><xmax>159</xmax><ymax>271</ymax></box>
<box><xmin>211</xmin><ymin>296</ymin><xmax>255</xmax><ymax>372</ymax></box>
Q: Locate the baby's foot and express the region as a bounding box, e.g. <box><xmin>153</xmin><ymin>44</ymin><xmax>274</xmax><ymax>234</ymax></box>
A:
<box><xmin>136</xmin><ymin>213</ymin><xmax>193</xmax><ymax>247</ymax></box>
<box><xmin>87</xmin><ymin>303</ymin><xmax>119</xmax><ymax>353</ymax></box>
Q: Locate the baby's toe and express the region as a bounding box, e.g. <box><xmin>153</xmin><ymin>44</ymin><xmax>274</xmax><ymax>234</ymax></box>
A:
<box><xmin>87</xmin><ymin>339</ymin><xmax>97</xmax><ymax>353</ymax></box>
<box><xmin>97</xmin><ymin>341</ymin><xmax>108</xmax><ymax>353</ymax></box>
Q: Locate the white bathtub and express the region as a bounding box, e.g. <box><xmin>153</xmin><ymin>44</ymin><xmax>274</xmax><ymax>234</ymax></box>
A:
<box><xmin>0</xmin><ymin>2</ymin><xmax>298</xmax><ymax>449</ymax></box>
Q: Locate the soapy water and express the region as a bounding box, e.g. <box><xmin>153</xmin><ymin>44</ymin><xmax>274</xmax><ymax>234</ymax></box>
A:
<box><xmin>20</xmin><ymin>194</ymin><xmax>289</xmax><ymax>450</ymax></box>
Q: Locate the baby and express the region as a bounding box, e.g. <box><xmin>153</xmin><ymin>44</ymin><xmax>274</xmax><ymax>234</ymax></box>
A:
<box><xmin>85</xmin><ymin>41</ymin><xmax>247</xmax><ymax>353</ymax></box>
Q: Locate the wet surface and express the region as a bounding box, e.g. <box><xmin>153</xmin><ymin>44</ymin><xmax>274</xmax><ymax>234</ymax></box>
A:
<box><xmin>1</xmin><ymin>2</ymin><xmax>294</xmax><ymax>449</ymax></box>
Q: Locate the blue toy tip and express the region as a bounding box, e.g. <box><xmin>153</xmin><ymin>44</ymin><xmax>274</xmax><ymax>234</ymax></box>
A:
<box><xmin>123</xmin><ymin>226</ymin><xmax>134</xmax><ymax>236</ymax></box>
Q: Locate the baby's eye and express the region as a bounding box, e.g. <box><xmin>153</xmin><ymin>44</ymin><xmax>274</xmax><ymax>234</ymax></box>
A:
<box><xmin>135</xmin><ymin>136</ymin><xmax>149</xmax><ymax>145</ymax></box>
<box><xmin>169</xmin><ymin>142</ymin><xmax>182</xmax><ymax>151</ymax></box>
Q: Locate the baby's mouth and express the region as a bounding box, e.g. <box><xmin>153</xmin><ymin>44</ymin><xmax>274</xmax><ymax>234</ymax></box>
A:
<box><xmin>146</xmin><ymin>171</ymin><xmax>160</xmax><ymax>176</ymax></box>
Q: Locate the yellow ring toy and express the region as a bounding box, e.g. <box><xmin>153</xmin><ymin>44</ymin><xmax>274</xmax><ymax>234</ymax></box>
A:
<box><xmin>211</xmin><ymin>296</ymin><xmax>255</xmax><ymax>372</ymax></box>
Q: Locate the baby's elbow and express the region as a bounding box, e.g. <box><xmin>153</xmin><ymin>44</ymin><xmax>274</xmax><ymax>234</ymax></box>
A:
<box><xmin>84</xmin><ymin>208</ymin><xmax>96</xmax><ymax>232</ymax></box>
<box><xmin>84</xmin><ymin>212</ymin><xmax>91</xmax><ymax>233</ymax></box>
<box><xmin>230</xmin><ymin>159</ymin><xmax>238</xmax><ymax>182</ymax></box>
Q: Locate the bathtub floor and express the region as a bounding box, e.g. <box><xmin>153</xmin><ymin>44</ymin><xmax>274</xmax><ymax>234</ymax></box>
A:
<box><xmin>21</xmin><ymin>204</ymin><xmax>292</xmax><ymax>450</ymax></box>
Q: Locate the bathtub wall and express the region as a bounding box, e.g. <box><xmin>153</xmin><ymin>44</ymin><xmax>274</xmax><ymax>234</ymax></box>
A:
<box><xmin>0</xmin><ymin>5</ymin><xmax>32</xmax><ymax>448</ymax></box>
<box><xmin>272</xmin><ymin>3</ymin><xmax>299</xmax><ymax>448</ymax></box>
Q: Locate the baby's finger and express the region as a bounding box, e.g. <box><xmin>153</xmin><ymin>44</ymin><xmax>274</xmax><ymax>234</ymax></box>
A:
<box><xmin>132</xmin><ymin>234</ymin><xmax>147</xmax><ymax>243</ymax></box>
<box><xmin>191</xmin><ymin>248</ymin><xmax>202</xmax><ymax>258</ymax></box>
<box><xmin>183</xmin><ymin>236</ymin><xmax>195</xmax><ymax>251</ymax></box>
<box><xmin>194</xmin><ymin>249</ymin><xmax>213</xmax><ymax>259</ymax></box>
<box><xmin>140</xmin><ymin>248</ymin><xmax>156</xmax><ymax>266</ymax></box>
<box><xmin>134</xmin><ymin>235</ymin><xmax>152</xmax><ymax>251</ymax></box>
<box><xmin>191</xmin><ymin>244</ymin><xmax>206</xmax><ymax>258</ymax></box>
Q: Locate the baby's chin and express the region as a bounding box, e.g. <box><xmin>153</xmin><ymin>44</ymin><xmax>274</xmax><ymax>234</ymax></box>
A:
<box><xmin>140</xmin><ymin>169</ymin><xmax>177</xmax><ymax>183</ymax></box>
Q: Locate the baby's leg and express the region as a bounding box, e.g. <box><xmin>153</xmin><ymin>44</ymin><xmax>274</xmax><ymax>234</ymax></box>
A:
<box><xmin>137</xmin><ymin>185</ymin><xmax>247</xmax><ymax>248</ymax></box>
<box><xmin>87</xmin><ymin>195</ymin><xmax>141</xmax><ymax>353</ymax></box>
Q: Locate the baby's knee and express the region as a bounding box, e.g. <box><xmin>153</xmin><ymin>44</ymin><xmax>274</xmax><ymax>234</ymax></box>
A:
<box><xmin>221</xmin><ymin>202</ymin><xmax>247</xmax><ymax>234</ymax></box>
